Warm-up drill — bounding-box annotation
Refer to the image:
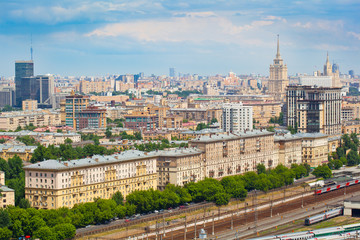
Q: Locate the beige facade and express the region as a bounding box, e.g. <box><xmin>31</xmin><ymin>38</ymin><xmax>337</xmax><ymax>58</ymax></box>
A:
<box><xmin>22</xmin><ymin>99</ymin><xmax>38</xmax><ymax>111</ymax></box>
<box><xmin>163</xmin><ymin>115</ymin><xmax>183</xmax><ymax>129</ymax></box>
<box><xmin>0</xmin><ymin>145</ymin><xmax>37</xmax><ymax>161</ymax></box>
<box><xmin>190</xmin><ymin>130</ymin><xmax>278</xmax><ymax>178</ymax></box>
<box><xmin>170</xmin><ymin>108</ymin><xmax>222</xmax><ymax>124</ymax></box>
<box><xmin>342</xmin><ymin>101</ymin><xmax>360</xmax><ymax>120</ymax></box>
<box><xmin>78</xmin><ymin>80</ymin><xmax>112</xmax><ymax>94</ymax></box>
<box><xmin>24</xmin><ymin>151</ymin><xmax>157</xmax><ymax>209</ymax></box>
<box><xmin>0</xmin><ymin>110</ymin><xmax>61</xmax><ymax>131</ymax></box>
<box><xmin>142</xmin><ymin>130</ymin><xmax>172</xmax><ymax>141</ymax></box>
<box><xmin>157</xmin><ymin>149</ymin><xmax>204</xmax><ymax>190</ymax></box>
<box><xmin>274</xmin><ymin>134</ymin><xmax>302</xmax><ymax>168</ymax></box>
<box><xmin>0</xmin><ymin>171</ymin><xmax>15</xmax><ymax>208</ymax></box>
<box><xmin>244</xmin><ymin>101</ymin><xmax>282</xmax><ymax>126</ymax></box>
<box><xmin>268</xmin><ymin>36</ymin><xmax>288</xmax><ymax>102</ymax></box>
<box><xmin>342</xmin><ymin>121</ymin><xmax>360</xmax><ymax>135</ymax></box>
<box><xmin>295</xmin><ymin>133</ymin><xmax>328</xmax><ymax>168</ymax></box>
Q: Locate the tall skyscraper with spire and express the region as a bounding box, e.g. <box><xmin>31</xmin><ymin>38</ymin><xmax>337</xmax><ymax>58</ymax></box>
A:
<box><xmin>322</xmin><ymin>52</ymin><xmax>341</xmax><ymax>88</ymax></box>
<box><xmin>268</xmin><ymin>35</ymin><xmax>288</xmax><ymax>102</ymax></box>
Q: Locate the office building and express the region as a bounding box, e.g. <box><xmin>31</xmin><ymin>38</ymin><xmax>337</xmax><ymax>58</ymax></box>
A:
<box><xmin>0</xmin><ymin>88</ymin><xmax>15</xmax><ymax>108</ymax></box>
<box><xmin>36</xmin><ymin>75</ymin><xmax>54</xmax><ymax>107</ymax></box>
<box><xmin>286</xmin><ymin>85</ymin><xmax>342</xmax><ymax>136</ymax></box>
<box><xmin>24</xmin><ymin>150</ymin><xmax>157</xmax><ymax>209</ymax></box>
<box><xmin>222</xmin><ymin>103</ymin><xmax>253</xmax><ymax>132</ymax></box>
<box><xmin>267</xmin><ymin>35</ymin><xmax>288</xmax><ymax>102</ymax></box>
<box><xmin>15</xmin><ymin>60</ymin><xmax>34</xmax><ymax>107</ymax></box>
<box><xmin>169</xmin><ymin>68</ymin><xmax>176</xmax><ymax>78</ymax></box>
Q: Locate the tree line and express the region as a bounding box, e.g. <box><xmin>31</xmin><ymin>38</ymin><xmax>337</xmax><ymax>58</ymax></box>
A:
<box><xmin>332</xmin><ymin>133</ymin><xmax>360</xmax><ymax>166</ymax></box>
<box><xmin>30</xmin><ymin>144</ymin><xmax>116</xmax><ymax>163</ymax></box>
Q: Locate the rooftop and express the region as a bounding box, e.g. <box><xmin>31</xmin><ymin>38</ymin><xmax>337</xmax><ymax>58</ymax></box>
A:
<box><xmin>24</xmin><ymin>147</ymin><xmax>203</xmax><ymax>171</ymax></box>
<box><xmin>294</xmin><ymin>132</ymin><xmax>328</xmax><ymax>139</ymax></box>
<box><xmin>191</xmin><ymin>130</ymin><xmax>273</xmax><ymax>143</ymax></box>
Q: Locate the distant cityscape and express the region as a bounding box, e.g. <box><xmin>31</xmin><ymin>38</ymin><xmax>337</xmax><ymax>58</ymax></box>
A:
<box><xmin>0</xmin><ymin>29</ymin><xmax>360</xmax><ymax>240</ymax></box>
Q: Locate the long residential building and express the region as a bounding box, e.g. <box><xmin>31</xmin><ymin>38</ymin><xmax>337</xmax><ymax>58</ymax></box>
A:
<box><xmin>0</xmin><ymin>110</ymin><xmax>61</xmax><ymax>131</ymax></box>
<box><xmin>24</xmin><ymin>150</ymin><xmax>157</xmax><ymax>209</ymax></box>
<box><xmin>189</xmin><ymin>130</ymin><xmax>278</xmax><ymax>178</ymax></box>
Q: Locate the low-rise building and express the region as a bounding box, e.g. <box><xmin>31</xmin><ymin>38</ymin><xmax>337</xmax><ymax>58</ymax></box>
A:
<box><xmin>0</xmin><ymin>171</ymin><xmax>15</xmax><ymax>208</ymax></box>
<box><xmin>342</xmin><ymin>121</ymin><xmax>360</xmax><ymax>135</ymax></box>
<box><xmin>142</xmin><ymin>130</ymin><xmax>172</xmax><ymax>141</ymax></box>
<box><xmin>0</xmin><ymin>110</ymin><xmax>61</xmax><ymax>131</ymax></box>
<box><xmin>24</xmin><ymin>150</ymin><xmax>157</xmax><ymax>209</ymax></box>
<box><xmin>124</xmin><ymin>111</ymin><xmax>157</xmax><ymax>130</ymax></box>
<box><xmin>295</xmin><ymin>133</ymin><xmax>328</xmax><ymax>168</ymax></box>
<box><xmin>274</xmin><ymin>133</ymin><xmax>302</xmax><ymax>168</ymax></box>
<box><xmin>163</xmin><ymin>115</ymin><xmax>183</xmax><ymax>129</ymax></box>
<box><xmin>79</xmin><ymin>127</ymin><xmax>134</xmax><ymax>137</ymax></box>
<box><xmin>0</xmin><ymin>131</ymin><xmax>81</xmax><ymax>146</ymax></box>
<box><xmin>0</xmin><ymin>144</ymin><xmax>37</xmax><ymax>161</ymax></box>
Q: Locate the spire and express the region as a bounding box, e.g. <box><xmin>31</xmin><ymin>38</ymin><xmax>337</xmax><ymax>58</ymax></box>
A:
<box><xmin>326</xmin><ymin>51</ymin><xmax>329</xmax><ymax>64</ymax></box>
<box><xmin>30</xmin><ymin>34</ymin><xmax>33</xmax><ymax>61</ymax></box>
<box><xmin>276</xmin><ymin>34</ymin><xmax>281</xmax><ymax>59</ymax></box>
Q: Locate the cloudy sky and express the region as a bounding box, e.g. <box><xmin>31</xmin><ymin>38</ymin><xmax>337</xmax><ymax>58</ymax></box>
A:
<box><xmin>0</xmin><ymin>0</ymin><xmax>359</xmax><ymax>77</ymax></box>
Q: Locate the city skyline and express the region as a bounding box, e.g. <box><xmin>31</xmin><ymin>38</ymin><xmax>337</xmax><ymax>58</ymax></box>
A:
<box><xmin>0</xmin><ymin>0</ymin><xmax>359</xmax><ymax>77</ymax></box>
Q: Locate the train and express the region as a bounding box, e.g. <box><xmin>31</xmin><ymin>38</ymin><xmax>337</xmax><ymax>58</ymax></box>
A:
<box><xmin>304</xmin><ymin>207</ymin><xmax>343</xmax><ymax>225</ymax></box>
<box><xmin>248</xmin><ymin>223</ymin><xmax>360</xmax><ymax>240</ymax></box>
<box><xmin>315</xmin><ymin>179</ymin><xmax>360</xmax><ymax>195</ymax></box>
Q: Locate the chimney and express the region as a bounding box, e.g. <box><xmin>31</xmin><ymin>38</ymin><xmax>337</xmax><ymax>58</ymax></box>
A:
<box><xmin>95</xmin><ymin>158</ymin><xmax>99</xmax><ymax>162</ymax></box>
<box><xmin>63</xmin><ymin>162</ymin><xmax>68</xmax><ymax>167</ymax></box>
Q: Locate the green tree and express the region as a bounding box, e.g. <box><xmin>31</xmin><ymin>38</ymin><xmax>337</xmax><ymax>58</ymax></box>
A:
<box><xmin>256</xmin><ymin>164</ymin><xmax>266</xmax><ymax>175</ymax></box>
<box><xmin>64</xmin><ymin>138</ymin><xmax>73</xmax><ymax>144</ymax></box>
<box><xmin>105</xmin><ymin>127</ymin><xmax>112</xmax><ymax>138</ymax></box>
<box><xmin>210</xmin><ymin>118</ymin><xmax>218</xmax><ymax>124</ymax></box>
<box><xmin>0</xmin><ymin>209</ymin><xmax>11</xmax><ymax>228</ymax></box>
<box><xmin>312</xmin><ymin>164</ymin><xmax>332</xmax><ymax>179</ymax></box>
<box><xmin>57</xmin><ymin>129</ymin><xmax>63</xmax><ymax>133</ymax></box>
<box><xmin>196</xmin><ymin>123</ymin><xmax>207</xmax><ymax>131</ymax></box>
<box><xmin>214</xmin><ymin>192</ymin><xmax>230</xmax><ymax>206</ymax></box>
<box><xmin>0</xmin><ymin>227</ymin><xmax>12</xmax><ymax>240</ymax></box>
<box><xmin>111</xmin><ymin>191</ymin><xmax>124</xmax><ymax>205</ymax></box>
<box><xmin>34</xmin><ymin>226</ymin><xmax>56</xmax><ymax>240</ymax></box>
<box><xmin>16</xmin><ymin>136</ymin><xmax>37</xmax><ymax>146</ymax></box>
<box><xmin>347</xmin><ymin>150</ymin><xmax>360</xmax><ymax>166</ymax></box>
<box><xmin>52</xmin><ymin>223</ymin><xmax>76</xmax><ymax>240</ymax></box>
<box><xmin>18</xmin><ymin>199</ymin><xmax>31</xmax><ymax>209</ymax></box>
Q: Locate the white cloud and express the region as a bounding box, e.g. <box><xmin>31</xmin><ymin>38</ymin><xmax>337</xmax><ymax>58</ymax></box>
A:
<box><xmin>348</xmin><ymin>32</ymin><xmax>360</xmax><ymax>40</ymax></box>
<box><xmin>293</xmin><ymin>22</ymin><xmax>312</xmax><ymax>29</ymax></box>
<box><xmin>263</xmin><ymin>15</ymin><xmax>287</xmax><ymax>23</ymax></box>
<box><xmin>86</xmin><ymin>15</ymin><xmax>274</xmax><ymax>44</ymax></box>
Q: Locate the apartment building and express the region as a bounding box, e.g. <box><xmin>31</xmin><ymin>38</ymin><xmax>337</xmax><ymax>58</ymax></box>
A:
<box><xmin>0</xmin><ymin>131</ymin><xmax>81</xmax><ymax>146</ymax></box>
<box><xmin>189</xmin><ymin>130</ymin><xmax>278</xmax><ymax>178</ymax></box>
<box><xmin>170</xmin><ymin>108</ymin><xmax>222</xmax><ymax>124</ymax></box>
<box><xmin>22</xmin><ymin>99</ymin><xmax>38</xmax><ymax>111</ymax></box>
<box><xmin>78</xmin><ymin>80</ymin><xmax>112</xmax><ymax>94</ymax></box>
<box><xmin>222</xmin><ymin>103</ymin><xmax>253</xmax><ymax>132</ymax></box>
<box><xmin>0</xmin><ymin>110</ymin><xmax>61</xmax><ymax>131</ymax></box>
<box><xmin>342</xmin><ymin>121</ymin><xmax>360</xmax><ymax>135</ymax></box>
<box><xmin>274</xmin><ymin>133</ymin><xmax>302</xmax><ymax>168</ymax></box>
<box><xmin>294</xmin><ymin>133</ymin><xmax>328</xmax><ymax>168</ymax></box>
<box><xmin>157</xmin><ymin>148</ymin><xmax>204</xmax><ymax>190</ymax></box>
<box><xmin>243</xmin><ymin>100</ymin><xmax>282</xmax><ymax>126</ymax></box>
<box><xmin>287</xmin><ymin>85</ymin><xmax>342</xmax><ymax>136</ymax></box>
<box><xmin>24</xmin><ymin>150</ymin><xmax>157</xmax><ymax>209</ymax></box>
<box><xmin>124</xmin><ymin>111</ymin><xmax>157</xmax><ymax>130</ymax></box>
<box><xmin>0</xmin><ymin>171</ymin><xmax>15</xmax><ymax>208</ymax></box>
<box><xmin>0</xmin><ymin>145</ymin><xmax>37</xmax><ymax>161</ymax></box>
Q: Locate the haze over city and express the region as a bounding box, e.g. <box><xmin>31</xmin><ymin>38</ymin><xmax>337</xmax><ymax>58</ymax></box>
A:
<box><xmin>0</xmin><ymin>0</ymin><xmax>359</xmax><ymax>77</ymax></box>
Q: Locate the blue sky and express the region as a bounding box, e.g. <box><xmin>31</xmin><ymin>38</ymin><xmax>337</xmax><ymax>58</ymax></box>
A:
<box><xmin>0</xmin><ymin>0</ymin><xmax>359</xmax><ymax>77</ymax></box>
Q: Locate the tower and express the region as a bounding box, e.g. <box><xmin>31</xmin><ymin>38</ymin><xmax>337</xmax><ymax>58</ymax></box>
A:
<box><xmin>15</xmin><ymin>61</ymin><xmax>34</xmax><ymax>107</ymax></box>
<box><xmin>323</xmin><ymin>52</ymin><xmax>332</xmax><ymax>76</ymax></box>
<box><xmin>268</xmin><ymin>35</ymin><xmax>288</xmax><ymax>102</ymax></box>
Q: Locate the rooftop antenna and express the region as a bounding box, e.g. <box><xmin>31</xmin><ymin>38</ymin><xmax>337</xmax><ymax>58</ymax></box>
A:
<box><xmin>30</xmin><ymin>34</ymin><xmax>33</xmax><ymax>61</ymax></box>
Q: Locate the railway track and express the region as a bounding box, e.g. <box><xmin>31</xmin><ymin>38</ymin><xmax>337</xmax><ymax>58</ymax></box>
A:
<box><xmin>122</xmin><ymin>183</ymin><xmax>360</xmax><ymax>240</ymax></box>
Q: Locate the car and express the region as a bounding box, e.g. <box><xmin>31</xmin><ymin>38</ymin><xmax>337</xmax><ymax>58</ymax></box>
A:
<box><xmin>154</xmin><ymin>210</ymin><xmax>159</xmax><ymax>213</ymax></box>
<box><xmin>125</xmin><ymin>219</ymin><xmax>131</xmax><ymax>223</ymax></box>
<box><xmin>85</xmin><ymin>225</ymin><xmax>92</xmax><ymax>228</ymax></box>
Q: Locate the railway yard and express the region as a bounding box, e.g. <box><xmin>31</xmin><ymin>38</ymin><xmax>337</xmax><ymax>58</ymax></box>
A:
<box><xmin>77</xmin><ymin>181</ymin><xmax>360</xmax><ymax>240</ymax></box>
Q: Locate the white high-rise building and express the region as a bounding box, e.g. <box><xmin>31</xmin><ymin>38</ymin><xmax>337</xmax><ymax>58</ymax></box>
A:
<box><xmin>222</xmin><ymin>103</ymin><xmax>253</xmax><ymax>132</ymax></box>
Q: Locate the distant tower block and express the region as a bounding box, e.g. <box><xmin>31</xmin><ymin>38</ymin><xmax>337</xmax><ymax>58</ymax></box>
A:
<box><xmin>268</xmin><ymin>35</ymin><xmax>288</xmax><ymax>102</ymax></box>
